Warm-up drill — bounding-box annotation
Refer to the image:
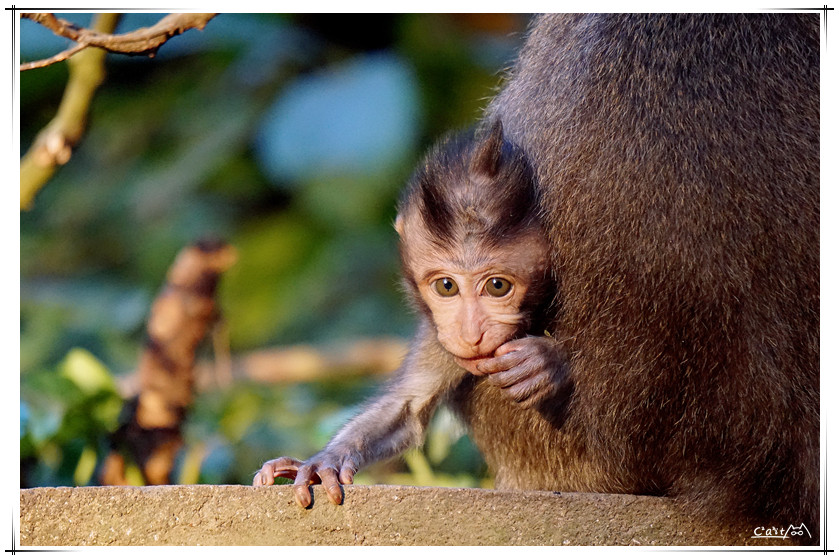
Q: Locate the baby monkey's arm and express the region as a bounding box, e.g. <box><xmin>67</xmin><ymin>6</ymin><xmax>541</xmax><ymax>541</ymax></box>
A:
<box><xmin>253</xmin><ymin>319</ymin><xmax>466</xmax><ymax>507</ymax></box>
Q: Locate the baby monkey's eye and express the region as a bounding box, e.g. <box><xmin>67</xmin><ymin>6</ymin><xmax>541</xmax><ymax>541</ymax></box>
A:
<box><xmin>485</xmin><ymin>277</ymin><xmax>513</xmax><ymax>297</ymax></box>
<box><xmin>434</xmin><ymin>277</ymin><xmax>459</xmax><ymax>297</ymax></box>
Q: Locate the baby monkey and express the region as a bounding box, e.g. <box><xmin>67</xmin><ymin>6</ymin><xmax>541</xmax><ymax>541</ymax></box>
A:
<box><xmin>253</xmin><ymin>121</ymin><xmax>566</xmax><ymax>507</ymax></box>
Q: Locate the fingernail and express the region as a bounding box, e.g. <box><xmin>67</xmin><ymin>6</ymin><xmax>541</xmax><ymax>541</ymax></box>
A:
<box><xmin>330</xmin><ymin>486</ymin><xmax>344</xmax><ymax>505</ymax></box>
<box><xmin>295</xmin><ymin>487</ymin><xmax>311</xmax><ymax>508</ymax></box>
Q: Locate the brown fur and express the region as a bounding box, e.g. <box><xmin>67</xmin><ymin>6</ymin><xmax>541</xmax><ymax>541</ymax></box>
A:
<box><xmin>396</xmin><ymin>122</ymin><xmax>553</xmax><ymax>327</ymax></box>
<box><xmin>479</xmin><ymin>13</ymin><xmax>819</xmax><ymax>537</ymax></box>
<box><xmin>256</xmin><ymin>14</ymin><xmax>819</xmax><ymax>542</ymax></box>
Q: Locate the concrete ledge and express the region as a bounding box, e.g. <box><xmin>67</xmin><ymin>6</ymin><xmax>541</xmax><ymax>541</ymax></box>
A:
<box><xmin>21</xmin><ymin>484</ymin><xmax>758</xmax><ymax>546</ymax></box>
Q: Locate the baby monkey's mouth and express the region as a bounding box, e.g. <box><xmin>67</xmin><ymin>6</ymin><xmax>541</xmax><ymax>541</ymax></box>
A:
<box><xmin>452</xmin><ymin>337</ymin><xmax>517</xmax><ymax>363</ymax></box>
<box><xmin>456</xmin><ymin>355</ymin><xmax>487</xmax><ymax>364</ymax></box>
<box><xmin>452</xmin><ymin>351</ymin><xmax>501</xmax><ymax>377</ymax></box>
<box><xmin>454</xmin><ymin>349</ymin><xmax>496</xmax><ymax>361</ymax></box>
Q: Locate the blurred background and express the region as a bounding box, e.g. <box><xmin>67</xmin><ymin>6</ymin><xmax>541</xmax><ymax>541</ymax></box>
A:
<box><xmin>20</xmin><ymin>13</ymin><xmax>530</xmax><ymax>489</ymax></box>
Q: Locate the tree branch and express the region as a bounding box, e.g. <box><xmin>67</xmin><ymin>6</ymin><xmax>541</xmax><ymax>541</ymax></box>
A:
<box><xmin>115</xmin><ymin>338</ymin><xmax>409</xmax><ymax>397</ymax></box>
<box><xmin>20</xmin><ymin>13</ymin><xmax>119</xmax><ymax>210</ymax></box>
<box><xmin>20</xmin><ymin>42</ymin><xmax>88</xmax><ymax>71</ymax></box>
<box><xmin>19</xmin><ymin>13</ymin><xmax>218</xmax><ymax>209</ymax></box>
<box><xmin>194</xmin><ymin>337</ymin><xmax>408</xmax><ymax>389</ymax></box>
<box><xmin>20</xmin><ymin>13</ymin><xmax>218</xmax><ymax>66</ymax></box>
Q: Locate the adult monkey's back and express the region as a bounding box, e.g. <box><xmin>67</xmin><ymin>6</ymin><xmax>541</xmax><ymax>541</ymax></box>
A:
<box><xmin>486</xmin><ymin>14</ymin><xmax>819</xmax><ymax>536</ymax></box>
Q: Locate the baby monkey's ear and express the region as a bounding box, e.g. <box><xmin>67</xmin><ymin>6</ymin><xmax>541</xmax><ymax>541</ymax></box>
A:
<box><xmin>469</xmin><ymin>119</ymin><xmax>505</xmax><ymax>179</ymax></box>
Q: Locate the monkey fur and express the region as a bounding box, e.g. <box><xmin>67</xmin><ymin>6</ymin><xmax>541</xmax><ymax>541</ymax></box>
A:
<box><xmin>254</xmin><ymin>119</ymin><xmax>564</xmax><ymax>508</ymax></box>
<box><xmin>256</xmin><ymin>14</ymin><xmax>819</xmax><ymax>541</ymax></box>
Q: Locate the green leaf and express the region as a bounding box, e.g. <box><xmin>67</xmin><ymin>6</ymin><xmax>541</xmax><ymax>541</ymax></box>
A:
<box><xmin>73</xmin><ymin>446</ymin><xmax>97</xmax><ymax>486</ymax></box>
<box><xmin>60</xmin><ymin>348</ymin><xmax>116</xmax><ymax>395</ymax></box>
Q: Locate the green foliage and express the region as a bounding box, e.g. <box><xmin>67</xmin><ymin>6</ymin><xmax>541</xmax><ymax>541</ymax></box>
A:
<box><xmin>21</xmin><ymin>349</ymin><xmax>123</xmax><ymax>486</ymax></box>
<box><xmin>20</xmin><ymin>13</ymin><xmax>527</xmax><ymax>489</ymax></box>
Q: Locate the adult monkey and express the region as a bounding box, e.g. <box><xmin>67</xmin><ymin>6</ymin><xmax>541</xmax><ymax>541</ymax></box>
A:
<box><xmin>256</xmin><ymin>14</ymin><xmax>820</xmax><ymax>539</ymax></box>
<box><xmin>483</xmin><ymin>13</ymin><xmax>820</xmax><ymax>535</ymax></box>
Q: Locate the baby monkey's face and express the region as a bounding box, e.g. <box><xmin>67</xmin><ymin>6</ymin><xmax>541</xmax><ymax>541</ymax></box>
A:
<box><xmin>399</xmin><ymin>216</ymin><xmax>550</xmax><ymax>374</ymax></box>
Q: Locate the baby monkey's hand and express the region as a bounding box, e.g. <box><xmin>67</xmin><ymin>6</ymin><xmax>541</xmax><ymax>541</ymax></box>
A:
<box><xmin>253</xmin><ymin>450</ymin><xmax>358</xmax><ymax>508</ymax></box>
<box><xmin>466</xmin><ymin>336</ymin><xmax>568</xmax><ymax>408</ymax></box>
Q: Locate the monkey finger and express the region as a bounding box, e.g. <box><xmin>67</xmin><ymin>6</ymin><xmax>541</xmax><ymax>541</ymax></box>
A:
<box><xmin>317</xmin><ymin>467</ymin><xmax>344</xmax><ymax>505</ymax></box>
<box><xmin>514</xmin><ymin>383</ymin><xmax>553</xmax><ymax>409</ymax></box>
<box><xmin>253</xmin><ymin>457</ymin><xmax>303</xmax><ymax>486</ymax></box>
<box><xmin>493</xmin><ymin>338</ymin><xmax>532</xmax><ymax>355</ymax></box>
<box><xmin>272</xmin><ymin>468</ymin><xmax>301</xmax><ymax>482</ymax></box>
<box><xmin>485</xmin><ymin>359</ymin><xmax>541</xmax><ymax>387</ymax></box>
<box><xmin>272</xmin><ymin>457</ymin><xmax>304</xmax><ymax>478</ymax></box>
<box><xmin>477</xmin><ymin>351</ymin><xmax>526</xmax><ymax>375</ymax></box>
<box><xmin>292</xmin><ymin>464</ymin><xmax>321</xmax><ymax>508</ymax></box>
<box><xmin>293</xmin><ymin>484</ymin><xmax>313</xmax><ymax>508</ymax></box>
<box><xmin>252</xmin><ymin>466</ymin><xmax>273</xmax><ymax>487</ymax></box>
<box><xmin>454</xmin><ymin>356</ymin><xmax>486</xmax><ymax>376</ymax></box>
<box><xmin>502</xmin><ymin>372</ymin><xmax>551</xmax><ymax>404</ymax></box>
<box><xmin>339</xmin><ymin>461</ymin><xmax>358</xmax><ymax>485</ymax></box>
